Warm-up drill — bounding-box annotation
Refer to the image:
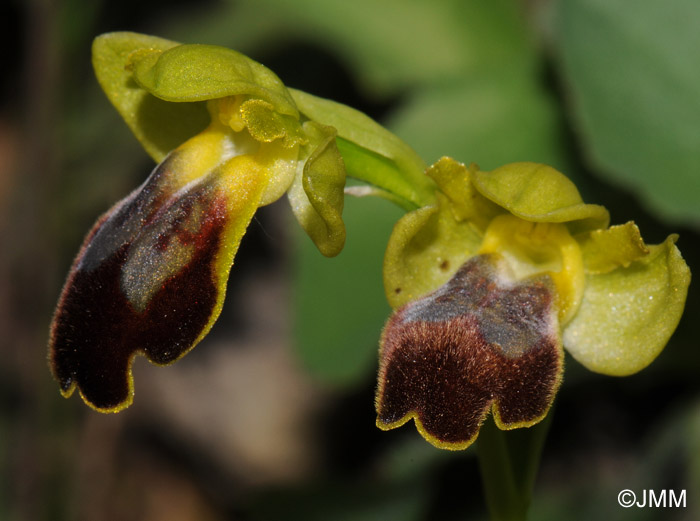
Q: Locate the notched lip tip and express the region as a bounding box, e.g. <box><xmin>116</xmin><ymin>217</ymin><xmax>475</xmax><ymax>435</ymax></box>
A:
<box><xmin>78</xmin><ymin>388</ymin><xmax>134</xmax><ymax>414</ymax></box>
<box><xmin>58</xmin><ymin>383</ymin><xmax>76</xmax><ymax>399</ymax></box>
<box><xmin>376</xmin><ymin>410</ymin><xmax>480</xmax><ymax>451</ymax></box>
<box><xmin>56</xmin><ymin>379</ymin><xmax>132</xmax><ymax>414</ymax></box>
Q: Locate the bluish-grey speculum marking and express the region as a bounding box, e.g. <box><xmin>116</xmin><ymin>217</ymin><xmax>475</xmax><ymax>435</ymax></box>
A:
<box><xmin>401</xmin><ymin>254</ymin><xmax>555</xmax><ymax>358</ymax></box>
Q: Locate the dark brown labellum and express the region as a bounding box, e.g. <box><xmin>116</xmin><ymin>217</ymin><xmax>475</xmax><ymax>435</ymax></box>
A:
<box><xmin>376</xmin><ymin>254</ymin><xmax>563</xmax><ymax>449</ymax></box>
<box><xmin>49</xmin><ymin>152</ymin><xmax>232</xmax><ymax>411</ymax></box>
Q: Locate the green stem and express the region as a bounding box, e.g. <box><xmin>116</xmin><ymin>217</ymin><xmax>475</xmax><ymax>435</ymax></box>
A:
<box><xmin>476</xmin><ymin>412</ymin><xmax>553</xmax><ymax>521</ymax></box>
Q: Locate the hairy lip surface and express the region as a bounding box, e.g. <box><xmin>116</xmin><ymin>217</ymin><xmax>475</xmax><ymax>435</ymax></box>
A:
<box><xmin>49</xmin><ymin>152</ymin><xmax>230</xmax><ymax>411</ymax></box>
<box><xmin>376</xmin><ymin>254</ymin><xmax>562</xmax><ymax>448</ymax></box>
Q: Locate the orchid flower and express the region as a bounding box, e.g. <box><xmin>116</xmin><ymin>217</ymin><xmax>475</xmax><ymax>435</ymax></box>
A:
<box><xmin>375</xmin><ymin>158</ymin><xmax>690</xmax><ymax>449</ymax></box>
<box><xmin>49</xmin><ymin>33</ymin><xmax>690</xmax><ymax>455</ymax></box>
<box><xmin>49</xmin><ymin>32</ymin><xmax>430</xmax><ymax>412</ymax></box>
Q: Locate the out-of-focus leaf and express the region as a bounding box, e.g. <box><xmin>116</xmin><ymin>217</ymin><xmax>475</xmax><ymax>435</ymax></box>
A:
<box><xmin>248</xmin><ymin>475</ymin><xmax>430</xmax><ymax>521</ymax></box>
<box><xmin>293</xmin><ymin>196</ymin><xmax>403</xmax><ymax>387</ymax></box>
<box><xmin>247</xmin><ymin>435</ymin><xmax>453</xmax><ymax>521</ymax></box>
<box><xmin>386</xmin><ymin>74</ymin><xmax>570</xmax><ymax>175</ymax></box>
<box><xmin>210</xmin><ymin>0</ymin><xmax>536</xmax><ymax>95</ymax></box>
<box><xmin>557</xmin><ymin>0</ymin><xmax>700</xmax><ymax>223</ymax></box>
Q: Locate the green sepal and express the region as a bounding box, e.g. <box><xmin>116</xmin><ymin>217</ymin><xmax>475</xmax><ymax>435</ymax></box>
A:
<box><xmin>92</xmin><ymin>32</ymin><xmax>209</xmax><ymax>162</ymax></box>
<box><xmin>129</xmin><ymin>44</ymin><xmax>299</xmax><ymax>118</ymax></box>
<box><xmin>472</xmin><ymin>162</ymin><xmax>610</xmax><ymax>234</ymax></box>
<box><xmin>577</xmin><ymin>221</ymin><xmax>649</xmax><ymax>274</ymax></box>
<box><xmin>289</xmin><ymin>88</ymin><xmax>435</xmax><ymax>209</ymax></box>
<box><xmin>93</xmin><ymin>32</ymin><xmax>302</xmax><ymax>162</ymax></box>
<box><xmin>383</xmin><ymin>194</ymin><xmax>483</xmax><ymax>309</ymax></box>
<box><xmin>563</xmin><ymin>235</ymin><xmax>690</xmax><ymax>376</ymax></box>
<box><xmin>288</xmin><ymin>122</ymin><xmax>346</xmax><ymax>257</ymax></box>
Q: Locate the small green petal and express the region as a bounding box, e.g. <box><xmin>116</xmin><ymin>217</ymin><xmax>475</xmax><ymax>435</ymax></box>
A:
<box><xmin>472</xmin><ymin>162</ymin><xmax>609</xmax><ymax>233</ymax></box>
<box><xmin>578</xmin><ymin>221</ymin><xmax>649</xmax><ymax>274</ymax></box>
<box><xmin>289</xmin><ymin>88</ymin><xmax>434</xmax><ymax>209</ymax></box>
<box><xmin>383</xmin><ymin>194</ymin><xmax>483</xmax><ymax>309</ymax></box>
<box><xmin>288</xmin><ymin>122</ymin><xmax>346</xmax><ymax>257</ymax></box>
<box><xmin>563</xmin><ymin>235</ymin><xmax>690</xmax><ymax>376</ymax></box>
<box><xmin>425</xmin><ymin>157</ymin><xmax>502</xmax><ymax>228</ymax></box>
<box><xmin>129</xmin><ymin>44</ymin><xmax>299</xmax><ymax>118</ymax></box>
<box><xmin>92</xmin><ymin>32</ymin><xmax>209</xmax><ymax>162</ymax></box>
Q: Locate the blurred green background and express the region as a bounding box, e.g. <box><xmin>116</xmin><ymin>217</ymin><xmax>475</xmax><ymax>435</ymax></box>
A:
<box><xmin>1</xmin><ymin>0</ymin><xmax>699</xmax><ymax>520</ymax></box>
